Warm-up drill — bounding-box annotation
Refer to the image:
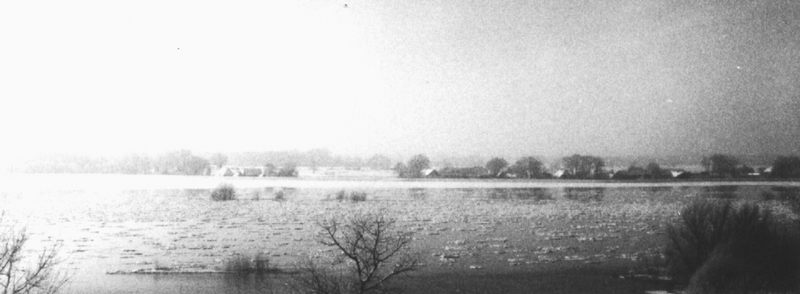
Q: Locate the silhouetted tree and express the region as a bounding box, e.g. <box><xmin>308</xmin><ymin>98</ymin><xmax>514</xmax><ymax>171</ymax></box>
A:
<box><xmin>613</xmin><ymin>165</ymin><xmax>646</xmax><ymax>180</ymax></box>
<box><xmin>405</xmin><ymin>154</ymin><xmax>430</xmax><ymax>178</ymax></box>
<box><xmin>704</xmin><ymin>154</ymin><xmax>739</xmax><ymax>177</ymax></box>
<box><xmin>209</xmin><ymin>153</ymin><xmax>228</xmax><ymax>168</ymax></box>
<box><xmin>366</xmin><ymin>154</ymin><xmax>392</xmax><ymax>170</ymax></box>
<box><xmin>646</xmin><ymin>162</ymin><xmax>665</xmax><ymax>179</ymax></box>
<box><xmin>485</xmin><ymin>157</ymin><xmax>509</xmax><ymax>177</ymax></box>
<box><xmin>737</xmin><ymin>165</ymin><xmax>755</xmax><ymax>176</ymax></box>
<box><xmin>562</xmin><ymin>154</ymin><xmax>605</xmax><ymax>179</ymax></box>
<box><xmin>262</xmin><ymin>163</ymin><xmax>276</xmax><ymax>177</ymax></box>
<box><xmin>392</xmin><ymin>162</ymin><xmax>407</xmax><ymax>177</ymax></box>
<box><xmin>439</xmin><ymin>166</ymin><xmax>489</xmax><ymax>178</ymax></box>
<box><xmin>154</xmin><ymin>150</ymin><xmax>209</xmax><ymax>175</ymax></box>
<box><xmin>117</xmin><ymin>154</ymin><xmax>152</xmax><ymax>174</ymax></box>
<box><xmin>184</xmin><ymin>155</ymin><xmax>210</xmax><ymax>175</ymax></box>
<box><xmin>511</xmin><ymin>157</ymin><xmax>544</xmax><ymax>179</ymax></box>
<box><xmin>772</xmin><ymin>156</ymin><xmax>800</xmax><ymax>178</ymax></box>
<box><xmin>701</xmin><ymin>156</ymin><xmax>712</xmax><ymax>173</ymax></box>
<box><xmin>307</xmin><ymin>149</ymin><xmax>333</xmax><ymax>171</ymax></box>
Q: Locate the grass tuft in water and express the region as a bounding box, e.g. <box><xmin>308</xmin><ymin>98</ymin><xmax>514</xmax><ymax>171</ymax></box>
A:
<box><xmin>211</xmin><ymin>184</ymin><xmax>236</xmax><ymax>201</ymax></box>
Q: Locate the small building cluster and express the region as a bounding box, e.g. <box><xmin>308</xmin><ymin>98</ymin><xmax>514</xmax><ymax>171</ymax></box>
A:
<box><xmin>213</xmin><ymin>166</ymin><xmax>271</xmax><ymax>177</ymax></box>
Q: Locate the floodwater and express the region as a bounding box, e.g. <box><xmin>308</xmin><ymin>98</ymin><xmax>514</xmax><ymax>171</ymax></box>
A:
<box><xmin>0</xmin><ymin>174</ymin><xmax>798</xmax><ymax>294</ymax></box>
<box><xmin>2</xmin><ymin>173</ymin><xmax>799</xmax><ymax>191</ymax></box>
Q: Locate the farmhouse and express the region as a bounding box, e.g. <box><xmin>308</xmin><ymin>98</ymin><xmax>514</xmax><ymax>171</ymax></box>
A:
<box><xmin>670</xmin><ymin>170</ymin><xmax>689</xmax><ymax>178</ymax></box>
<box><xmin>421</xmin><ymin>168</ymin><xmax>439</xmax><ymax>178</ymax></box>
<box><xmin>214</xmin><ymin>166</ymin><xmax>240</xmax><ymax>177</ymax></box>
<box><xmin>214</xmin><ymin>166</ymin><xmax>268</xmax><ymax>177</ymax></box>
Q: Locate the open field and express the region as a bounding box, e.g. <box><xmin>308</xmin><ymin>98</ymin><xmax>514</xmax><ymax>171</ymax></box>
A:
<box><xmin>1</xmin><ymin>174</ymin><xmax>798</xmax><ymax>293</ymax></box>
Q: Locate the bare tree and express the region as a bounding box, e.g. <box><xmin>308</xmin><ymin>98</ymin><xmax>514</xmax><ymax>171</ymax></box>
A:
<box><xmin>299</xmin><ymin>212</ymin><xmax>420</xmax><ymax>294</ymax></box>
<box><xmin>0</xmin><ymin>223</ymin><xmax>67</xmax><ymax>294</ymax></box>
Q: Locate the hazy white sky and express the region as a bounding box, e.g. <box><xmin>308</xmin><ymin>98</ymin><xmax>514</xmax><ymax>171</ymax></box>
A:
<box><xmin>2</xmin><ymin>0</ymin><xmax>799</xmax><ymax>159</ymax></box>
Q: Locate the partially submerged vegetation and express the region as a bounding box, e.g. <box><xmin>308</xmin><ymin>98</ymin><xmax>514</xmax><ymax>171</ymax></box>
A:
<box><xmin>274</xmin><ymin>189</ymin><xmax>286</xmax><ymax>201</ymax></box>
<box><xmin>9</xmin><ymin>181</ymin><xmax>800</xmax><ymax>293</ymax></box>
<box><xmin>294</xmin><ymin>212</ymin><xmax>420</xmax><ymax>294</ymax></box>
<box><xmin>330</xmin><ymin>190</ymin><xmax>368</xmax><ymax>202</ymax></box>
<box><xmin>211</xmin><ymin>184</ymin><xmax>236</xmax><ymax>201</ymax></box>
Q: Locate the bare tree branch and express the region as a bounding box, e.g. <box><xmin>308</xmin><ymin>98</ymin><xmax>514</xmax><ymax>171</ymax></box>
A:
<box><xmin>302</xmin><ymin>211</ymin><xmax>420</xmax><ymax>294</ymax></box>
<box><xmin>0</xmin><ymin>219</ymin><xmax>67</xmax><ymax>294</ymax></box>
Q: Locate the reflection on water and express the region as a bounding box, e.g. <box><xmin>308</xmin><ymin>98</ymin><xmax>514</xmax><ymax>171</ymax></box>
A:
<box><xmin>74</xmin><ymin>273</ymin><xmax>289</xmax><ymax>294</ymax></box>
<box><xmin>178</xmin><ymin>189</ymin><xmax>209</xmax><ymax>199</ymax></box>
<box><xmin>769</xmin><ymin>186</ymin><xmax>800</xmax><ymax>199</ymax></box>
<box><xmin>519</xmin><ymin>188</ymin><xmax>554</xmax><ymax>201</ymax></box>
<box><xmin>221</xmin><ymin>274</ymin><xmax>280</xmax><ymax>294</ymax></box>
<box><xmin>702</xmin><ymin>185</ymin><xmax>739</xmax><ymax>199</ymax></box>
<box><xmin>643</xmin><ymin>186</ymin><xmax>675</xmax><ymax>193</ymax></box>
<box><xmin>395</xmin><ymin>188</ymin><xmax>557</xmax><ymax>201</ymax></box>
<box><xmin>563</xmin><ymin>187</ymin><xmax>606</xmax><ymax>202</ymax></box>
<box><xmin>408</xmin><ymin>188</ymin><xmax>427</xmax><ymax>200</ymax></box>
<box><xmin>7</xmin><ymin>176</ymin><xmax>799</xmax><ymax>294</ymax></box>
<box><xmin>765</xmin><ymin>187</ymin><xmax>800</xmax><ymax>213</ymax></box>
<box><xmin>485</xmin><ymin>188</ymin><xmax>553</xmax><ymax>201</ymax></box>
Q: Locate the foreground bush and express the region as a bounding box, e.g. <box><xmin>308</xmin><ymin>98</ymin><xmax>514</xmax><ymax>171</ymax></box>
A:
<box><xmin>294</xmin><ymin>212</ymin><xmax>420</xmax><ymax>294</ymax></box>
<box><xmin>211</xmin><ymin>184</ymin><xmax>236</xmax><ymax>201</ymax></box>
<box><xmin>1</xmin><ymin>218</ymin><xmax>68</xmax><ymax>294</ymax></box>
<box><xmin>665</xmin><ymin>200</ymin><xmax>800</xmax><ymax>293</ymax></box>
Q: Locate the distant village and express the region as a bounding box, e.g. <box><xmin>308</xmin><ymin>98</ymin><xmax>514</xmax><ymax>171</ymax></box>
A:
<box><xmin>7</xmin><ymin>150</ymin><xmax>800</xmax><ymax>180</ymax></box>
<box><xmin>213</xmin><ymin>153</ymin><xmax>795</xmax><ymax>180</ymax></box>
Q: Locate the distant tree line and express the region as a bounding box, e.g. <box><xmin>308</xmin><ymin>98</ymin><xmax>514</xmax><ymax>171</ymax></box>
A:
<box><xmin>393</xmin><ymin>154</ymin><xmax>431</xmax><ymax>178</ymax></box>
<box><xmin>10</xmin><ymin>149</ymin><xmax>800</xmax><ymax>180</ymax></box>
<box><xmin>394</xmin><ymin>153</ymin><xmax>800</xmax><ymax>180</ymax></box>
<box><xmin>14</xmin><ymin>150</ymin><xmax>213</xmax><ymax>175</ymax></box>
<box><xmin>12</xmin><ymin>150</ymin><xmax>298</xmax><ymax>177</ymax></box>
<box><xmin>226</xmin><ymin>149</ymin><xmax>392</xmax><ymax>170</ymax></box>
<box><xmin>395</xmin><ymin>154</ymin><xmax>551</xmax><ymax>179</ymax></box>
<box><xmin>768</xmin><ymin>156</ymin><xmax>800</xmax><ymax>178</ymax></box>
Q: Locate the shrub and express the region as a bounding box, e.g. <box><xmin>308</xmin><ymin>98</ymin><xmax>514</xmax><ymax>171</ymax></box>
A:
<box><xmin>334</xmin><ymin>190</ymin><xmax>346</xmax><ymax>201</ymax></box>
<box><xmin>348</xmin><ymin>191</ymin><xmax>367</xmax><ymax>202</ymax></box>
<box><xmin>295</xmin><ymin>212</ymin><xmax>420</xmax><ymax>294</ymax></box>
<box><xmin>211</xmin><ymin>184</ymin><xmax>236</xmax><ymax>201</ymax></box>
<box><xmin>274</xmin><ymin>190</ymin><xmax>285</xmax><ymax>201</ymax></box>
<box><xmin>772</xmin><ymin>156</ymin><xmax>800</xmax><ymax>178</ymax></box>
<box><xmin>665</xmin><ymin>199</ymin><xmax>800</xmax><ymax>293</ymax></box>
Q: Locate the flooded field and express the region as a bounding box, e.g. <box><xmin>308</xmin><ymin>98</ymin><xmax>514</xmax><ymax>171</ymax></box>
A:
<box><xmin>1</xmin><ymin>174</ymin><xmax>799</xmax><ymax>293</ymax></box>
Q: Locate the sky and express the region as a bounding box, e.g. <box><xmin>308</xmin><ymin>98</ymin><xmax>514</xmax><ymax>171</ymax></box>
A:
<box><xmin>1</xmin><ymin>0</ymin><xmax>799</xmax><ymax>160</ymax></box>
